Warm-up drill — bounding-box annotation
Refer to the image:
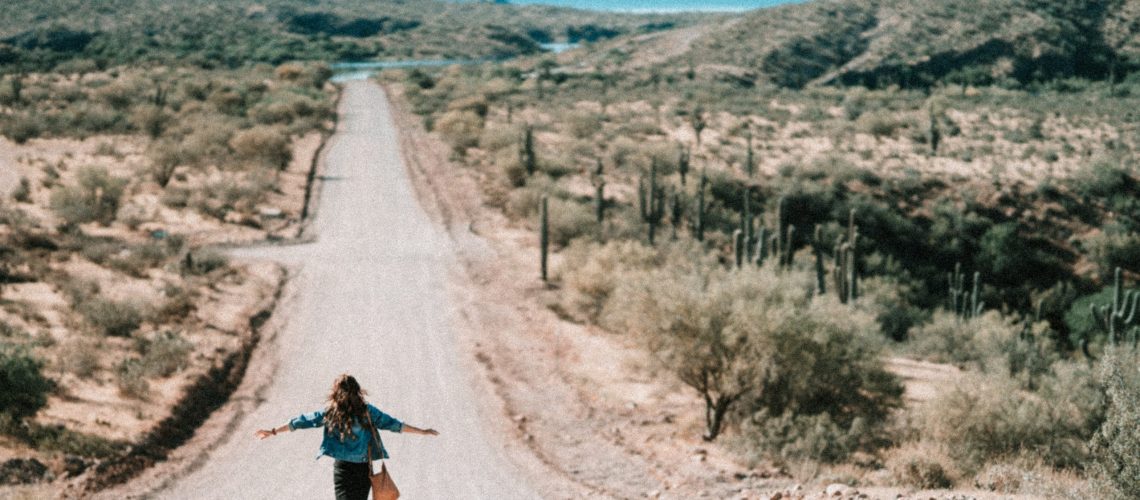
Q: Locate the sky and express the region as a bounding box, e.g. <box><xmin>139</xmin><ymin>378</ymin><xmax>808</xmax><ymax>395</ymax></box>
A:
<box><xmin>499</xmin><ymin>0</ymin><xmax>805</xmax><ymax>13</ymax></box>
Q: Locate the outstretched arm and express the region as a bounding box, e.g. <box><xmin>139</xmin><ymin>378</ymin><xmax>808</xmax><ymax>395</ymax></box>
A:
<box><xmin>400</xmin><ymin>424</ymin><xmax>439</xmax><ymax>436</ymax></box>
<box><xmin>255</xmin><ymin>423</ymin><xmax>291</xmax><ymax>440</ymax></box>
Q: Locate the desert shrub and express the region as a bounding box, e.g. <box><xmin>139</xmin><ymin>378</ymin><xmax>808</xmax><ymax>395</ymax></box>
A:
<box><xmin>1</xmin><ymin>113</ymin><xmax>45</xmax><ymax>144</ymax></box>
<box><xmin>153</xmin><ymin>285</ymin><xmax>195</xmax><ymax>324</ymax></box>
<box><xmin>12</xmin><ymin>177</ymin><xmax>30</xmax><ymax>203</ymax></box>
<box><xmin>976</xmin><ymin>222</ymin><xmax>1064</xmax><ymax>287</ymax></box>
<box><xmin>480</xmin><ymin>123</ymin><xmax>523</xmax><ymax>153</ymax></box>
<box><xmin>925</xmin><ymin>365</ymin><xmax>1103</xmax><ymax>473</ymax></box>
<box><xmin>108</xmin><ymin>242</ymin><xmax>170</xmax><ymax>277</ymax></box>
<box><xmin>115</xmin><ymin>358</ymin><xmax>148</xmax><ymax>399</ymax></box>
<box><xmin>886</xmin><ymin>442</ymin><xmax>955</xmax><ymax>489</ymax></box>
<box><xmin>137</xmin><ymin>331</ymin><xmax>191</xmax><ymax>377</ymax></box>
<box><xmin>973</xmin><ymin>462</ymin><xmax>1028</xmax><ymax>493</ymax></box>
<box><xmin>740</xmin><ymin>410</ymin><xmax>876</xmax><ymax>463</ymax></box>
<box><xmin>56</xmin><ymin>338</ymin><xmax>100</xmax><ymax>378</ymax></box>
<box><xmin>563</xmin><ymin>110</ymin><xmax>601</xmax><ymax>139</ymax></box>
<box><xmin>0</xmin><ymin>345</ymin><xmax>53</xmax><ymax>419</ymax></box>
<box><xmin>857</xmin><ymin>110</ymin><xmax>910</xmax><ymax>139</ymax></box>
<box><xmin>229</xmin><ymin>125</ymin><xmax>292</xmax><ymax>169</ymax></box>
<box><xmin>557</xmin><ymin>239</ymin><xmax>693</xmax><ymax>323</ymax></box>
<box><xmin>129</xmin><ymin>105</ymin><xmax>169</xmax><ymax>139</ymax></box>
<box><xmin>608</xmin><ymin>264</ymin><xmax>901</xmax><ymax>442</ymax></box>
<box><xmin>184</xmin><ymin>249</ymin><xmax>228</xmax><ymax>276</ymax></box>
<box><xmin>1089</xmin><ymin>349</ymin><xmax>1140</xmax><ymax>499</ymax></box>
<box><xmin>78</xmin><ymin>298</ymin><xmax>143</xmax><ymax>337</ymax></box>
<box><xmin>1068</xmin><ymin>159</ymin><xmax>1133</xmax><ymax>200</ymax></box>
<box><xmin>1087</xmin><ymin>230</ymin><xmax>1140</xmax><ymax>275</ymax></box>
<box><xmin>50</xmin><ymin>166</ymin><xmax>128</xmax><ymax>226</ymax></box>
<box><xmin>546</xmin><ymin>197</ymin><xmax>596</xmax><ymax>248</ymax></box>
<box><xmin>146</xmin><ymin>139</ymin><xmax>189</xmax><ymax>188</ymax></box>
<box><xmin>435</xmin><ymin>110</ymin><xmax>483</xmax><ymax>154</ymax></box>
<box><xmin>192</xmin><ymin>172</ymin><xmax>275</xmax><ymax>218</ymax></box>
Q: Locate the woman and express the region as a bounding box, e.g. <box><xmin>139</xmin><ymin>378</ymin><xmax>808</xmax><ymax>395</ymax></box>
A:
<box><xmin>256</xmin><ymin>374</ymin><xmax>439</xmax><ymax>500</ymax></box>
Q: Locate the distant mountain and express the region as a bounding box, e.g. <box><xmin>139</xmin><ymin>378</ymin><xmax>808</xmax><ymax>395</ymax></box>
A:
<box><xmin>682</xmin><ymin>0</ymin><xmax>1140</xmax><ymax>88</ymax></box>
<box><xmin>0</xmin><ymin>0</ymin><xmax>703</xmax><ymax>70</ymax></box>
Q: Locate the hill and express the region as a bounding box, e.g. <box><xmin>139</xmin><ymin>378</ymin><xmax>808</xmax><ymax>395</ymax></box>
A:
<box><xmin>0</xmin><ymin>0</ymin><xmax>707</xmax><ymax>71</ymax></box>
<box><xmin>678</xmin><ymin>0</ymin><xmax>1140</xmax><ymax>89</ymax></box>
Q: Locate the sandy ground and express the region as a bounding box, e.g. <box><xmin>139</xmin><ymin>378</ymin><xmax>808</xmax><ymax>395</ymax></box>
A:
<box><xmin>111</xmin><ymin>81</ymin><xmax>542</xmax><ymax>499</ymax></box>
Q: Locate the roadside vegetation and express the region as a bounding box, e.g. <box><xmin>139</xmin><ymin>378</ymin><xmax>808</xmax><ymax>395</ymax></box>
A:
<box><xmin>0</xmin><ymin>61</ymin><xmax>333</xmax><ymax>490</ymax></box>
<box><xmin>393</xmin><ymin>27</ymin><xmax>1140</xmax><ymax>494</ymax></box>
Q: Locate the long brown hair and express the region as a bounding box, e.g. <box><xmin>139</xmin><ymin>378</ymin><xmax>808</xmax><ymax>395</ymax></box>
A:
<box><xmin>325</xmin><ymin>374</ymin><xmax>368</xmax><ymax>440</ymax></box>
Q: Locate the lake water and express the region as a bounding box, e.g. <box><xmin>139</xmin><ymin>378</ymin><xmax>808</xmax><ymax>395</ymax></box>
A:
<box><xmin>502</xmin><ymin>0</ymin><xmax>804</xmax><ymax>12</ymax></box>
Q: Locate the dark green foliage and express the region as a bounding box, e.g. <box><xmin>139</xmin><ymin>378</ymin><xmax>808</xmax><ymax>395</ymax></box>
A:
<box><xmin>694</xmin><ymin>172</ymin><xmax>707</xmax><ymax>242</ymax></box>
<box><xmin>0</xmin><ymin>345</ymin><xmax>52</xmax><ymax>419</ymax></box>
<box><xmin>638</xmin><ymin>161</ymin><xmax>666</xmax><ymax>245</ymax></box>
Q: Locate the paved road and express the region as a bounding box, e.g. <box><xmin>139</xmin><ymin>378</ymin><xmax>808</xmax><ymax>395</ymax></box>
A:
<box><xmin>160</xmin><ymin>81</ymin><xmax>537</xmax><ymax>499</ymax></box>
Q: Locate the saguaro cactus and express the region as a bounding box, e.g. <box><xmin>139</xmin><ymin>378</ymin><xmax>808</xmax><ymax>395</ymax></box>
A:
<box><xmin>520</xmin><ymin>125</ymin><xmax>537</xmax><ymax>176</ymax></box>
<box><xmin>695</xmin><ymin>171</ymin><xmax>707</xmax><ymax>242</ymax></box>
<box><xmin>755</xmin><ymin>227</ymin><xmax>768</xmax><ymax>266</ymax></box>
<box><xmin>813</xmin><ymin>225</ymin><xmax>826</xmax><ymax>295</ymax></box>
<box><xmin>741</xmin><ymin>188</ymin><xmax>753</xmax><ymax>262</ymax></box>
<box><xmin>1090</xmin><ymin>267</ymin><xmax>1140</xmax><ymax>345</ymax></box>
<box><xmin>640</xmin><ymin>161</ymin><xmax>666</xmax><ymax>245</ymax></box>
<box><xmin>671</xmin><ymin>191</ymin><xmax>683</xmax><ymax>240</ymax></box>
<box><xmin>949</xmin><ymin>263</ymin><xmax>984</xmax><ymax>320</ymax></box>
<box><xmin>540</xmin><ymin>196</ymin><xmax>549</xmax><ymax>281</ymax></box>
<box><xmin>745</xmin><ymin>127</ymin><xmax>755</xmax><ymax>177</ymax></box>
<box><xmin>733</xmin><ymin>229</ymin><xmax>745</xmax><ymax>269</ymax></box>
<box><xmin>594</xmin><ymin>179</ymin><xmax>605</xmax><ymax>224</ymax></box>
<box><xmin>678</xmin><ymin>146</ymin><xmax>690</xmax><ymax>186</ymax></box>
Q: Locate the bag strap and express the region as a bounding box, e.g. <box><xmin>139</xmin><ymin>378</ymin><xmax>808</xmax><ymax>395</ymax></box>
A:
<box><xmin>363</xmin><ymin>406</ymin><xmax>385</xmax><ymax>474</ymax></box>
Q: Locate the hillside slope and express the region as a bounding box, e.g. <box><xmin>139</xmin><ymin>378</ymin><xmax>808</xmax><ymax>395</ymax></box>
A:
<box><xmin>683</xmin><ymin>0</ymin><xmax>1140</xmax><ymax>88</ymax></box>
<box><xmin>0</xmin><ymin>0</ymin><xmax>707</xmax><ymax>70</ymax></box>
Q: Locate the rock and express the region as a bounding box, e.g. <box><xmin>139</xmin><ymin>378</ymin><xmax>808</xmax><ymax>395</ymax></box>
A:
<box><xmin>0</xmin><ymin>458</ymin><xmax>49</xmax><ymax>485</ymax></box>
<box><xmin>825</xmin><ymin>483</ymin><xmax>852</xmax><ymax>496</ymax></box>
<box><xmin>258</xmin><ymin>206</ymin><xmax>284</xmax><ymax>218</ymax></box>
<box><xmin>647</xmin><ymin>490</ymin><xmax>660</xmax><ymax>498</ymax></box>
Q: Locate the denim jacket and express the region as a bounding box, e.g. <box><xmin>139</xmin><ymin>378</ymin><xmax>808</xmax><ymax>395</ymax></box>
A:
<box><xmin>289</xmin><ymin>403</ymin><xmax>404</xmax><ymax>462</ymax></box>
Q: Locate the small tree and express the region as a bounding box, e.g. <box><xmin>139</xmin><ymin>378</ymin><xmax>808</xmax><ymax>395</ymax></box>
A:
<box><xmin>1091</xmin><ymin>349</ymin><xmax>1140</xmax><ymax>497</ymax></box>
<box><xmin>0</xmin><ymin>345</ymin><xmax>53</xmax><ymax>419</ymax></box>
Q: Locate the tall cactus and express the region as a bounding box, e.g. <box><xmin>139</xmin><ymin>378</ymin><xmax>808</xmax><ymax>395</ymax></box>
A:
<box><xmin>678</xmin><ymin>146</ymin><xmax>690</xmax><ymax>186</ymax></box>
<box><xmin>774</xmin><ymin>196</ymin><xmax>787</xmax><ymax>266</ymax></box>
<box><xmin>781</xmin><ymin>225</ymin><xmax>796</xmax><ymax>268</ymax></box>
<box><xmin>671</xmin><ymin>191</ymin><xmax>683</xmax><ymax>240</ymax></box>
<box><xmin>813</xmin><ymin>225</ymin><xmax>826</xmax><ymax>295</ymax></box>
<box><xmin>695</xmin><ymin>171</ymin><xmax>707</xmax><ymax>242</ymax></box>
<box><xmin>1090</xmin><ymin>267</ymin><xmax>1140</xmax><ymax>346</ymax></box>
<box><xmin>540</xmin><ymin>196</ymin><xmax>549</xmax><ymax>282</ymax></box>
<box><xmin>949</xmin><ymin>263</ymin><xmax>984</xmax><ymax>320</ymax></box>
<box><xmin>832</xmin><ymin>211</ymin><xmax>862</xmax><ymax>303</ymax></box>
<box><xmin>741</xmin><ymin>188</ymin><xmax>753</xmax><ymax>262</ymax></box>
<box><xmin>755</xmin><ymin>227</ymin><xmax>768</xmax><ymax>266</ymax></box>
<box><xmin>521</xmin><ymin>125</ymin><xmax>537</xmax><ymax>176</ymax></box>
<box><xmin>733</xmin><ymin>229</ymin><xmax>745</xmax><ymax>269</ymax></box>
<box><xmin>745</xmin><ymin>127</ymin><xmax>755</xmax><ymax>177</ymax></box>
<box><xmin>640</xmin><ymin>160</ymin><xmax>666</xmax><ymax>245</ymax></box>
<box><xmin>594</xmin><ymin>179</ymin><xmax>605</xmax><ymax>224</ymax></box>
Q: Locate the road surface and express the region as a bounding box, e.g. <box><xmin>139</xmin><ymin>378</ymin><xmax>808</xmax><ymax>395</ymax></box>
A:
<box><xmin>159</xmin><ymin>81</ymin><xmax>537</xmax><ymax>499</ymax></box>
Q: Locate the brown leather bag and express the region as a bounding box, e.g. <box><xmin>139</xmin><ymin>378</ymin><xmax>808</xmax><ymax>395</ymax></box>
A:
<box><xmin>364</xmin><ymin>412</ymin><xmax>400</xmax><ymax>500</ymax></box>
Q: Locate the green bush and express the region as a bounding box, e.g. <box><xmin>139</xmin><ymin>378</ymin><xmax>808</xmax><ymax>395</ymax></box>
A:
<box><xmin>435</xmin><ymin>109</ymin><xmax>484</xmax><ymax>154</ymax></box>
<box><xmin>546</xmin><ymin>197</ymin><xmax>596</xmax><ymax>248</ymax></box>
<box><xmin>1090</xmin><ymin>349</ymin><xmax>1140</xmax><ymax>498</ymax></box>
<box><xmin>1087</xmin><ymin>230</ymin><xmax>1140</xmax><ymax>275</ymax></box>
<box><xmin>184</xmin><ymin>249</ymin><xmax>228</xmax><ymax>276</ymax></box>
<box><xmin>0</xmin><ymin>345</ymin><xmax>53</xmax><ymax>419</ymax></box>
<box><xmin>78</xmin><ymin>298</ymin><xmax>144</xmax><ymax>337</ymax></box>
<box><xmin>50</xmin><ymin>166</ymin><xmax>128</xmax><ymax>226</ymax></box>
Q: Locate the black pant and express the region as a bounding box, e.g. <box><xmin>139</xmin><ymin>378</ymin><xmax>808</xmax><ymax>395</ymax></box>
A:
<box><xmin>333</xmin><ymin>460</ymin><xmax>371</xmax><ymax>500</ymax></box>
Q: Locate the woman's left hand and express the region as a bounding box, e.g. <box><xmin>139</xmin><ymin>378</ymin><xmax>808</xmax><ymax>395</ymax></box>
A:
<box><xmin>255</xmin><ymin>429</ymin><xmax>275</xmax><ymax>440</ymax></box>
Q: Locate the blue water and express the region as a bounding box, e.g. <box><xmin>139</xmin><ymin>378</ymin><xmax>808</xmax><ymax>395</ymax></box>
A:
<box><xmin>501</xmin><ymin>0</ymin><xmax>805</xmax><ymax>12</ymax></box>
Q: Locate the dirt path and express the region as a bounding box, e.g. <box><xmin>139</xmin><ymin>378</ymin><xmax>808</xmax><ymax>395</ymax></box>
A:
<box><xmin>150</xmin><ymin>81</ymin><xmax>539</xmax><ymax>499</ymax></box>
